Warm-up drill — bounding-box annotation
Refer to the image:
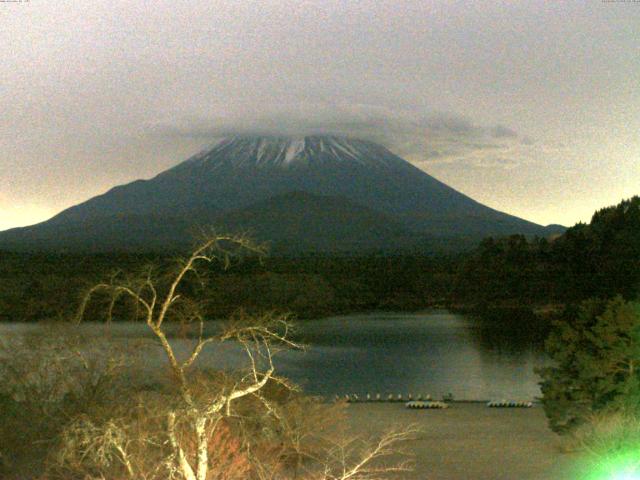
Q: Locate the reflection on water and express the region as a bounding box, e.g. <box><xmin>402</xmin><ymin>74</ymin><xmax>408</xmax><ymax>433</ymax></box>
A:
<box><xmin>276</xmin><ymin>311</ymin><xmax>547</xmax><ymax>400</ymax></box>
<box><xmin>465</xmin><ymin>307</ymin><xmax>550</xmax><ymax>354</ymax></box>
<box><xmin>0</xmin><ymin>311</ymin><xmax>548</xmax><ymax>401</ymax></box>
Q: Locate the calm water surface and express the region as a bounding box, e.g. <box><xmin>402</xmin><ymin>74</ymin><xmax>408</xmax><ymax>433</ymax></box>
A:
<box><xmin>281</xmin><ymin>311</ymin><xmax>547</xmax><ymax>400</ymax></box>
<box><xmin>1</xmin><ymin>311</ymin><xmax>547</xmax><ymax>401</ymax></box>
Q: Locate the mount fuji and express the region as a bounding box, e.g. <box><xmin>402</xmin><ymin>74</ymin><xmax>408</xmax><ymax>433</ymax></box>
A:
<box><xmin>0</xmin><ymin>135</ymin><xmax>563</xmax><ymax>253</ymax></box>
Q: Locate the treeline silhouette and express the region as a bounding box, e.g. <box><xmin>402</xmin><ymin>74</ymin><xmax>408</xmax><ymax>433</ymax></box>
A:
<box><xmin>0</xmin><ymin>196</ymin><xmax>637</xmax><ymax>323</ymax></box>
<box><xmin>0</xmin><ymin>250</ymin><xmax>458</xmax><ymax>322</ymax></box>
<box><xmin>452</xmin><ymin>196</ymin><xmax>640</xmax><ymax>308</ymax></box>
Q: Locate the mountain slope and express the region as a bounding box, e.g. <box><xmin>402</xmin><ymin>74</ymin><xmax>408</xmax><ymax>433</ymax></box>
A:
<box><xmin>215</xmin><ymin>191</ymin><xmax>413</xmax><ymax>253</ymax></box>
<box><xmin>0</xmin><ymin>135</ymin><xmax>561</xmax><ymax>252</ymax></box>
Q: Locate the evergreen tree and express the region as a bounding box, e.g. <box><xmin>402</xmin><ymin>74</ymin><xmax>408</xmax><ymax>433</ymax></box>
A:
<box><xmin>537</xmin><ymin>296</ymin><xmax>640</xmax><ymax>433</ymax></box>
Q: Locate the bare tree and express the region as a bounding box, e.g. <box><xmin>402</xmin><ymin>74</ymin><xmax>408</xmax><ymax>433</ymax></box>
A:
<box><xmin>71</xmin><ymin>234</ymin><xmax>418</xmax><ymax>480</ymax></box>
<box><xmin>76</xmin><ymin>234</ymin><xmax>302</xmax><ymax>480</ymax></box>
<box><xmin>249</xmin><ymin>420</ymin><xmax>418</xmax><ymax>480</ymax></box>
<box><xmin>316</xmin><ymin>426</ymin><xmax>418</xmax><ymax>480</ymax></box>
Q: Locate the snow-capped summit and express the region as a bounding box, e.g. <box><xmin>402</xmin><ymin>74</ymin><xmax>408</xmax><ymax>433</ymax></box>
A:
<box><xmin>183</xmin><ymin>135</ymin><xmax>406</xmax><ymax>170</ymax></box>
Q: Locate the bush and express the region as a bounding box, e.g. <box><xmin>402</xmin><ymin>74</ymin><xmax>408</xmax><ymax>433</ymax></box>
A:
<box><xmin>564</xmin><ymin>410</ymin><xmax>640</xmax><ymax>479</ymax></box>
<box><xmin>0</xmin><ymin>324</ymin><xmax>144</xmax><ymax>478</ymax></box>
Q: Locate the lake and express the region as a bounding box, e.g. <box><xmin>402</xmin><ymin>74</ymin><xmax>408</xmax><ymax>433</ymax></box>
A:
<box><xmin>0</xmin><ymin>310</ymin><xmax>548</xmax><ymax>401</ymax></box>
<box><xmin>280</xmin><ymin>310</ymin><xmax>547</xmax><ymax>400</ymax></box>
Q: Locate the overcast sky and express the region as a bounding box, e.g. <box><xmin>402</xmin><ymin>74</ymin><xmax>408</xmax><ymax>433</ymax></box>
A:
<box><xmin>1</xmin><ymin>0</ymin><xmax>638</xmax><ymax>231</ymax></box>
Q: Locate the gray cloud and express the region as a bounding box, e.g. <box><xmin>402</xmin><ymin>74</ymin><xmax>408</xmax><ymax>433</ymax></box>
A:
<box><xmin>151</xmin><ymin>103</ymin><xmax>524</xmax><ymax>170</ymax></box>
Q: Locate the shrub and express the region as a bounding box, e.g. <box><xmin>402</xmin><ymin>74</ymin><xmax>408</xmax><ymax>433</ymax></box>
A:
<box><xmin>564</xmin><ymin>410</ymin><xmax>640</xmax><ymax>479</ymax></box>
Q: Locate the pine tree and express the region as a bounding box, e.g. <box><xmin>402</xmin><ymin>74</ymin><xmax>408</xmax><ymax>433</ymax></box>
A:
<box><xmin>537</xmin><ymin>296</ymin><xmax>640</xmax><ymax>433</ymax></box>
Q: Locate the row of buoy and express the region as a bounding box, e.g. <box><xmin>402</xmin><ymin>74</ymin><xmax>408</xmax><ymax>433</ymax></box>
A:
<box><xmin>487</xmin><ymin>401</ymin><xmax>533</xmax><ymax>408</ymax></box>
<box><xmin>339</xmin><ymin>393</ymin><xmax>434</xmax><ymax>403</ymax></box>
<box><xmin>406</xmin><ymin>401</ymin><xmax>448</xmax><ymax>409</ymax></box>
<box><xmin>336</xmin><ymin>394</ymin><xmax>534</xmax><ymax>408</ymax></box>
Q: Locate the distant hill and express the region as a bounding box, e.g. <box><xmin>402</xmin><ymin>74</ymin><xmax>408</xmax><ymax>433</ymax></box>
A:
<box><xmin>214</xmin><ymin>191</ymin><xmax>414</xmax><ymax>253</ymax></box>
<box><xmin>0</xmin><ymin>135</ymin><xmax>563</xmax><ymax>253</ymax></box>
